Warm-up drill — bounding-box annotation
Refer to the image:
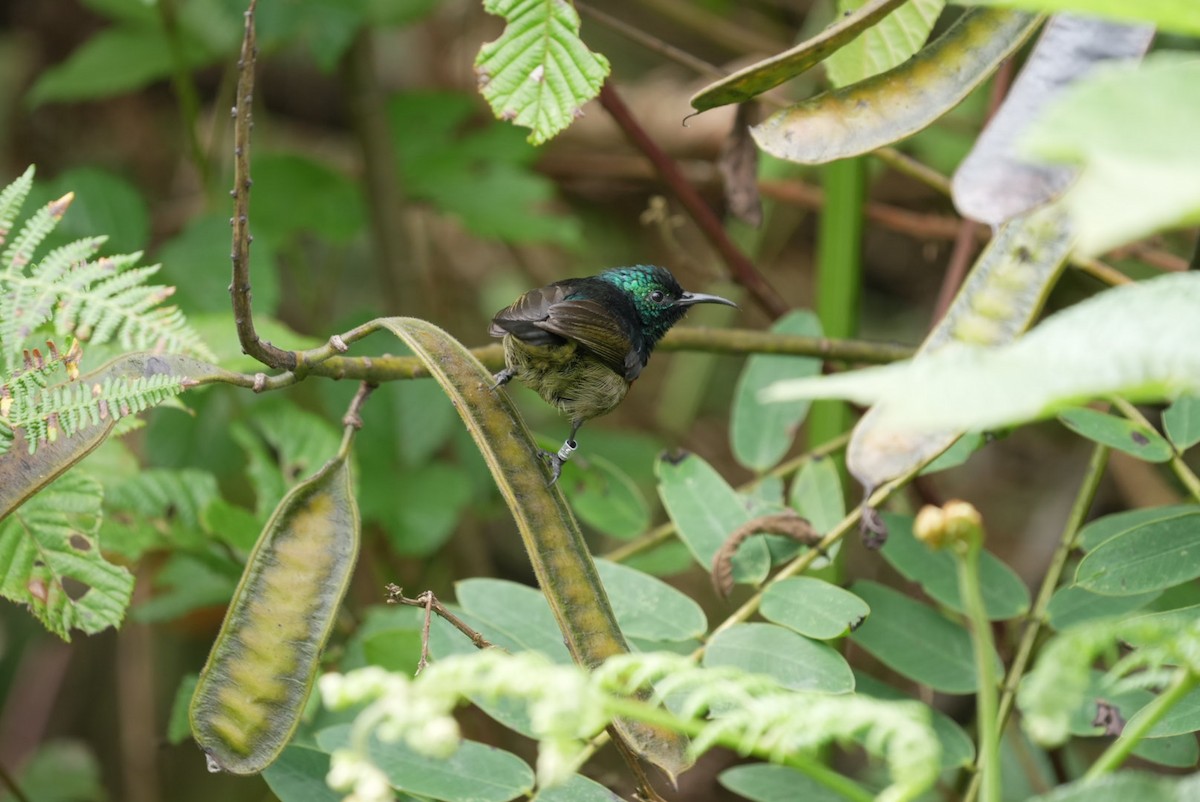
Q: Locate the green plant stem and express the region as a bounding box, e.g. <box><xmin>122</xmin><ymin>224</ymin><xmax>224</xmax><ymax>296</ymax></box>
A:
<box><xmin>597</xmin><ymin>83</ymin><xmax>790</xmax><ymax>319</ymax></box>
<box><xmin>604</xmin><ymin>431</ymin><xmax>853</xmax><ymax>562</ymax></box>
<box><xmin>1084</xmin><ymin>669</ymin><xmax>1200</xmax><ymax>780</ymax></box>
<box><xmin>1112</xmin><ymin>397</ymin><xmax>1200</xmax><ymax>502</ymax></box>
<box><xmin>157</xmin><ymin>0</ymin><xmax>209</xmax><ymax>186</ymax></box>
<box><xmin>963</xmin><ymin>442</ymin><xmax>1109</xmax><ymax>802</ymax></box>
<box><xmin>601</xmin><ymin>696</ymin><xmax>875</xmax><ymax>802</ymax></box>
<box><xmin>956</xmin><ymin>535</ymin><xmax>1001</xmax><ymax>802</ymax></box>
<box><xmin>205</xmin><ymin>327</ymin><xmax>914</xmax><ymax>393</ymax></box>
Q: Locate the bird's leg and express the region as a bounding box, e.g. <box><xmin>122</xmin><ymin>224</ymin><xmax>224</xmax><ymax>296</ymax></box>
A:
<box><xmin>542</xmin><ymin>423</ymin><xmax>581</xmax><ymax>486</ymax></box>
<box><xmin>490</xmin><ymin>367</ymin><xmax>516</xmax><ymax>390</ymax></box>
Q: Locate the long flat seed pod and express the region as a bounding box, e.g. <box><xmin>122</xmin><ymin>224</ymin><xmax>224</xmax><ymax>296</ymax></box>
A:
<box><xmin>690</xmin><ymin>0</ymin><xmax>912</xmax><ymax>112</ymax></box>
<box><xmin>848</xmin><ymin>202</ymin><xmax>1073</xmax><ymax>490</ymax></box>
<box><xmin>952</xmin><ymin>14</ymin><xmax>1155</xmax><ymax>225</ymax></box>
<box><xmin>751</xmin><ymin>8</ymin><xmax>1041</xmax><ymax>164</ymax></box>
<box><xmin>378</xmin><ymin>317</ymin><xmax>691</xmax><ymax>782</ymax></box>
<box><xmin>190</xmin><ymin>433</ymin><xmax>359</xmax><ymax>775</ymax></box>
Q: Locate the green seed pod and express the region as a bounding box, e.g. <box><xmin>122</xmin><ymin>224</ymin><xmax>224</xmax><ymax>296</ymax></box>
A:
<box><xmin>190</xmin><ymin>450</ymin><xmax>359</xmax><ymax>775</ymax></box>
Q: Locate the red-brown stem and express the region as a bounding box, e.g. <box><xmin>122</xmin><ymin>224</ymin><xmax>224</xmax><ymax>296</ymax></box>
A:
<box><xmin>597</xmin><ymin>83</ymin><xmax>790</xmax><ymax>319</ymax></box>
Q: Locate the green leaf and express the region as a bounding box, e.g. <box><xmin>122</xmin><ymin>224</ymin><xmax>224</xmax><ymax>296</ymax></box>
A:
<box><xmin>1</xmin><ymin>739</ymin><xmax>106</xmax><ymax>802</ymax></box>
<box><xmin>529</xmin><ymin>773</ymin><xmax>623</xmax><ymax>802</ymax></box>
<box><xmin>565</xmin><ymin>454</ymin><xmax>651</xmax><ymax>540</ymax></box>
<box><xmin>167</xmin><ymin>673</ymin><xmax>199</xmax><ymax>745</ymax></box>
<box><xmin>342</xmin><ymin>605</ymin><xmax>424</xmax><ymax>672</ymax></box>
<box><xmin>595</xmin><ymin>559</ymin><xmax>706</xmax><ymax>642</ymax></box>
<box><xmin>1046</xmin><ymin>585</ymin><xmax>1160</xmax><ymax>630</ymax></box>
<box><xmin>656</xmin><ymin>452</ymin><xmax>770</xmax><ymax>584</ymax></box>
<box><xmin>1026</xmin><ymin>772</ymin><xmax>1185</xmax><ymax>802</ymax></box>
<box><xmin>132</xmin><ymin>550</ymin><xmax>239</xmax><ymax>623</ymax></box>
<box><xmin>919</xmin><ymin>432</ymin><xmax>985</xmax><ymax>474</ymax></box>
<box><xmin>262</xmin><ymin>745</ymin><xmax>345</xmax><ymax>802</ymax></box>
<box><xmin>0</xmin><ymin>472</ymin><xmax>132</xmax><ymax>640</ymax></box>
<box><xmin>764</xmin><ymin>272</ymin><xmax>1200</xmax><ymax>435</ymax></box>
<box><xmin>703</xmin><ymin>622</ymin><xmax>855</xmax><ymax>693</ymax></box>
<box><xmin>316</xmin><ymin>723</ymin><xmax>535</xmax><ymax>802</ymax></box>
<box><xmin>1076</xmin><ymin>509</ymin><xmax>1200</xmax><ymax>595</ymax></box>
<box><xmin>1058</xmin><ymin>407</ymin><xmax>1173</xmax><ymax>462</ymax></box>
<box><xmin>475</xmin><ymin>0</ymin><xmax>611</xmax><ymax>145</ymax></box>
<box><xmin>719</xmin><ymin>764</ymin><xmax>844</xmax><ymax>802</ymax></box>
<box><xmin>850</xmin><ymin>580</ymin><xmax>1000</xmax><ymax>693</ymax></box>
<box><xmin>1023</xmin><ymin>54</ymin><xmax>1200</xmax><ymax>255</ymax></box>
<box><xmin>365</xmin><ymin>463</ymin><xmax>472</xmax><ymax>556</ymax></box>
<box><xmin>28</xmin><ymin>23</ymin><xmax>217</xmax><ymax>105</ymax></box>
<box><xmin>760</xmin><ymin>577</ymin><xmax>870</xmax><ymax>640</ymax></box>
<box><xmin>389</xmin><ymin>92</ymin><xmax>581</xmax><ymax>246</ymax></box>
<box><xmin>1164</xmin><ymin>395</ymin><xmax>1200</xmax><ymax>451</ymax></box>
<box><xmin>1131</xmin><ymin>685</ymin><xmax>1200</xmax><ymax>738</ymax></box>
<box><xmin>825</xmin><ymin>0</ymin><xmax>944</xmax><ymax>87</ymax></box>
<box><xmin>252</xmin><ymin>154</ymin><xmax>365</xmax><ymax>245</ymax></box>
<box><xmin>30</xmin><ymin>167</ymin><xmax>150</xmax><ymax>256</ymax></box>
<box><xmin>957</xmin><ymin>0</ymin><xmax>1200</xmax><ymax>36</ymax></box>
<box><xmin>879</xmin><ymin>513</ymin><xmax>1030</xmax><ymax>620</ymax></box>
<box><xmin>1076</xmin><ymin>505</ymin><xmax>1199</xmax><ymax>552</ymax></box>
<box><xmin>787</xmin><ymin>456</ymin><xmax>845</xmax><ymax>534</ymax></box>
<box><xmin>730</xmin><ymin>310</ymin><xmax>823</xmax><ymax>471</ymax></box>
<box><xmin>853</xmin><ymin>671</ymin><xmax>975</xmax><ymax>768</ymax></box>
<box><xmin>157</xmin><ymin>212</ymin><xmax>280</xmax><ymax>315</ymax></box>
<box><xmin>456</xmin><ymin>577</ymin><xmax>572</xmax><ymax>662</ymax></box>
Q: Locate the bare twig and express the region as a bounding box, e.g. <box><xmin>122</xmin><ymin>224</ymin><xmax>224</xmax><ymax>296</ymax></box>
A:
<box><xmin>0</xmin><ymin>762</ymin><xmax>31</xmax><ymax>802</ymax></box>
<box><xmin>341</xmin><ymin>382</ymin><xmax>376</xmax><ymax>430</ymax></box>
<box><xmin>230</xmin><ymin>0</ymin><xmax>294</xmax><ymax>371</ymax></box>
<box><xmin>597</xmin><ymin>83</ymin><xmax>790</xmax><ymax>319</ymax></box>
<box><xmin>385</xmin><ymin>584</ymin><xmax>498</xmax><ymax>668</ymax></box>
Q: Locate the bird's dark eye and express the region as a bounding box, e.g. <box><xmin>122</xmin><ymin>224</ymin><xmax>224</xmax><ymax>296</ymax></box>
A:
<box><xmin>650</xmin><ymin>290</ymin><xmax>665</xmax><ymax>303</ymax></box>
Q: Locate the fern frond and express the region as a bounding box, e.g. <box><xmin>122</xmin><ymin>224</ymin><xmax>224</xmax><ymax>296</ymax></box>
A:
<box><xmin>0</xmin><ymin>168</ymin><xmax>214</xmax><ymax>367</ymax></box>
<box><xmin>1</xmin><ymin>237</ymin><xmax>104</xmax><ymax>359</ymax></box>
<box><xmin>1</xmin><ymin>190</ymin><xmax>72</xmax><ymax>281</ymax></box>
<box><xmin>0</xmin><ymin>165</ymin><xmax>35</xmax><ymax>249</ymax></box>
<box><xmin>2</xmin><ymin>369</ymin><xmax>188</xmax><ymax>457</ymax></box>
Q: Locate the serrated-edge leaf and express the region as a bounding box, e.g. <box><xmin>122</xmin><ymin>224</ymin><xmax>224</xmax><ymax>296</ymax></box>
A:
<box><xmin>475</xmin><ymin>0</ymin><xmax>611</xmax><ymax>145</ymax></box>
<box><xmin>825</xmin><ymin>0</ymin><xmax>945</xmax><ymax>88</ymax></box>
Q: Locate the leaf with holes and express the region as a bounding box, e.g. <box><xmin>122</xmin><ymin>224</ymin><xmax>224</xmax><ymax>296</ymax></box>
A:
<box><xmin>475</xmin><ymin>0</ymin><xmax>611</xmax><ymax>145</ymax></box>
<box><xmin>0</xmin><ymin>471</ymin><xmax>132</xmax><ymax>640</ymax></box>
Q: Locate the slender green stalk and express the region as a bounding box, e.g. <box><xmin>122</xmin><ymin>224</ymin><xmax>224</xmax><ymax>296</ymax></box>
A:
<box><xmin>957</xmin><ymin>531</ymin><xmax>1001</xmax><ymax>802</ymax></box>
<box><xmin>963</xmin><ymin>443</ymin><xmax>1109</xmax><ymax>802</ymax></box>
<box><xmin>1112</xmin><ymin>397</ymin><xmax>1200</xmax><ymax>502</ymax></box>
<box><xmin>1084</xmin><ymin>669</ymin><xmax>1200</xmax><ymax>780</ymax></box>
<box><xmin>157</xmin><ymin>0</ymin><xmax>210</xmax><ymax>186</ymax></box>
<box><xmin>809</xmin><ymin>157</ymin><xmax>866</xmax><ymax>456</ymax></box>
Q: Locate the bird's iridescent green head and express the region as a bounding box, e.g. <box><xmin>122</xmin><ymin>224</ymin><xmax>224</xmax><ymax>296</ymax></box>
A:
<box><xmin>597</xmin><ymin>265</ymin><xmax>737</xmax><ymax>345</ymax></box>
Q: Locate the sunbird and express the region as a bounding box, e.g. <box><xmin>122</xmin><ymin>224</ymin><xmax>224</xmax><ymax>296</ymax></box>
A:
<box><xmin>489</xmin><ymin>265</ymin><xmax>737</xmax><ymax>484</ymax></box>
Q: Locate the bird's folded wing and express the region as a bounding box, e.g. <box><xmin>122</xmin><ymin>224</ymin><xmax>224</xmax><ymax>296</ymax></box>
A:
<box><xmin>538</xmin><ymin>299</ymin><xmax>642</xmax><ymax>381</ymax></box>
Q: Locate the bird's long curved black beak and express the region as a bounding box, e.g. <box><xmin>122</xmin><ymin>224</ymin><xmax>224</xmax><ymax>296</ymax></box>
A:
<box><xmin>677</xmin><ymin>291</ymin><xmax>738</xmax><ymax>308</ymax></box>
